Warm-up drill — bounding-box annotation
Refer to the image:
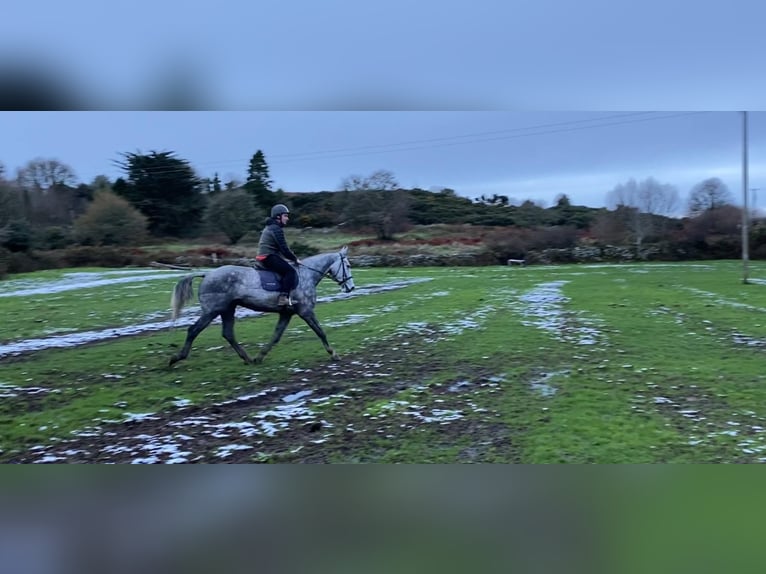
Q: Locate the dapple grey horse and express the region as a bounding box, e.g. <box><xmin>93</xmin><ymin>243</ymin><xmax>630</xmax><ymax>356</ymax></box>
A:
<box><xmin>168</xmin><ymin>246</ymin><xmax>354</xmax><ymax>366</ymax></box>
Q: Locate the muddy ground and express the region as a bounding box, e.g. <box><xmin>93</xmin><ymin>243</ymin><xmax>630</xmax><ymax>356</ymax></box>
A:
<box><xmin>10</xmin><ymin>331</ymin><xmax>526</xmax><ymax>464</ymax></box>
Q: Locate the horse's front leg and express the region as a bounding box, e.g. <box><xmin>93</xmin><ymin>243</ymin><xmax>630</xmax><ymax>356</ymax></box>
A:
<box><xmin>299</xmin><ymin>310</ymin><xmax>339</xmax><ymax>361</ymax></box>
<box><xmin>254</xmin><ymin>311</ymin><xmax>293</xmax><ymax>363</ymax></box>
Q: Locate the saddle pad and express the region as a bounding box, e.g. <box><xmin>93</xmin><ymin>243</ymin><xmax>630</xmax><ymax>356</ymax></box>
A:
<box><xmin>256</xmin><ymin>269</ymin><xmax>283</xmax><ymax>291</ymax></box>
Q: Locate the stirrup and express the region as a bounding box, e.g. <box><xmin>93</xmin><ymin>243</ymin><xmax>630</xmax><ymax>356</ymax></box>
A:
<box><xmin>277</xmin><ymin>294</ymin><xmax>291</xmax><ymax>307</ymax></box>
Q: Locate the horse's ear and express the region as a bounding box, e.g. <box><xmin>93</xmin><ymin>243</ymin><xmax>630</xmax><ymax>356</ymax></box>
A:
<box><xmin>340</xmin><ymin>245</ymin><xmax>348</xmax><ymax>255</ymax></box>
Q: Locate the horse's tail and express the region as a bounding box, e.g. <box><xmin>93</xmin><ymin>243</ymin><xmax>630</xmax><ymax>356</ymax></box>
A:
<box><xmin>170</xmin><ymin>273</ymin><xmax>206</xmax><ymax>320</ymax></box>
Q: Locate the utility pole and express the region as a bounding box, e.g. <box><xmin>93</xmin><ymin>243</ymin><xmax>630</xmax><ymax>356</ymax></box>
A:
<box><xmin>742</xmin><ymin>111</ymin><xmax>750</xmax><ymax>284</ymax></box>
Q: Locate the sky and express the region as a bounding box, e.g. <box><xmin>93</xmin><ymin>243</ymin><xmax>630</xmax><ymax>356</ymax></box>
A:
<box><xmin>2</xmin><ymin>1</ymin><xmax>765</xmax><ymax>213</ymax></box>
<box><xmin>1</xmin><ymin>111</ymin><xmax>764</xmax><ymax>212</ymax></box>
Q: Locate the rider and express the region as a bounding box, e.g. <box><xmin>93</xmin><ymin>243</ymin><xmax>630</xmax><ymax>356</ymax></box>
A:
<box><xmin>256</xmin><ymin>204</ymin><xmax>302</xmax><ymax>307</ymax></box>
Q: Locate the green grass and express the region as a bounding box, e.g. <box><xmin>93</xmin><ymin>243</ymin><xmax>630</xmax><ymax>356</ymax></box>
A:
<box><xmin>3</xmin><ymin>260</ymin><xmax>766</xmax><ymax>463</ymax></box>
<box><xmin>0</xmin><ymin>268</ymin><xmax>187</xmax><ymax>341</ymax></box>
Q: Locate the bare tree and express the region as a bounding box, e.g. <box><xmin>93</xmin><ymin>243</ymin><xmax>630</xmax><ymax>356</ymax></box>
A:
<box><xmin>16</xmin><ymin>158</ymin><xmax>77</xmax><ymax>190</ymax></box>
<box><xmin>606</xmin><ymin>177</ymin><xmax>680</xmax><ymax>250</ymax></box>
<box><xmin>338</xmin><ymin>169</ymin><xmax>409</xmax><ymax>239</ymax></box>
<box><xmin>687</xmin><ymin>177</ymin><xmax>733</xmax><ymax>216</ymax></box>
<box><xmin>12</xmin><ymin>159</ymin><xmax>80</xmax><ymax>225</ymax></box>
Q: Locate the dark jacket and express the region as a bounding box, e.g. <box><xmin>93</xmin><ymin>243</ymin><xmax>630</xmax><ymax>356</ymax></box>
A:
<box><xmin>257</xmin><ymin>217</ymin><xmax>298</xmax><ymax>262</ymax></box>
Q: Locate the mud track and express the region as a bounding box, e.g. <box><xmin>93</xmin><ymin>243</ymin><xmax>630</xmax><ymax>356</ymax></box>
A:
<box><xmin>14</xmin><ymin>334</ymin><xmax>522</xmax><ymax>464</ymax></box>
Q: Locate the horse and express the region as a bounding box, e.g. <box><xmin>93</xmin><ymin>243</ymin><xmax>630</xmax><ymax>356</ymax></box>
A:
<box><xmin>168</xmin><ymin>246</ymin><xmax>354</xmax><ymax>366</ymax></box>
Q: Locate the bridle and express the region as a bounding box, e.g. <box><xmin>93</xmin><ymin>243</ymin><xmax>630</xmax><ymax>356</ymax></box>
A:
<box><xmin>300</xmin><ymin>254</ymin><xmax>353</xmax><ymax>288</ymax></box>
<box><xmin>334</xmin><ymin>255</ymin><xmax>353</xmax><ymax>289</ymax></box>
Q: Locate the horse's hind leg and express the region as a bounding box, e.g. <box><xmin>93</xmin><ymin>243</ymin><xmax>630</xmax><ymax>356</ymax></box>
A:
<box><xmin>221</xmin><ymin>306</ymin><xmax>253</xmax><ymax>364</ymax></box>
<box><xmin>169</xmin><ymin>311</ymin><xmax>218</xmax><ymax>367</ymax></box>
<box><xmin>254</xmin><ymin>311</ymin><xmax>292</xmax><ymax>364</ymax></box>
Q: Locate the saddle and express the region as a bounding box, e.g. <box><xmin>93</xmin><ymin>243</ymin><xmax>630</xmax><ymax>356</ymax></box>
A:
<box><xmin>252</xmin><ymin>258</ymin><xmax>295</xmax><ymax>292</ymax></box>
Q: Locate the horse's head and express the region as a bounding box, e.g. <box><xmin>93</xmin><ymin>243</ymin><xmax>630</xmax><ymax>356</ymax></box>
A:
<box><xmin>329</xmin><ymin>246</ymin><xmax>354</xmax><ymax>293</ymax></box>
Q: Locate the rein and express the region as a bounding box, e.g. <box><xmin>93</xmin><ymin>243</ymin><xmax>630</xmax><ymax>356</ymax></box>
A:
<box><xmin>299</xmin><ymin>257</ymin><xmax>352</xmax><ymax>287</ymax></box>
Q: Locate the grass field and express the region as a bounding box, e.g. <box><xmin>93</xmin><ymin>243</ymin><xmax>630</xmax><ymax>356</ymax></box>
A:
<box><xmin>2</xmin><ymin>259</ymin><xmax>766</xmax><ymax>463</ymax></box>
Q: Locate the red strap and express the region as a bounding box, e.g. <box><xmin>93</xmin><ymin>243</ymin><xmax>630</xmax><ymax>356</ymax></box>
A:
<box><xmin>255</xmin><ymin>255</ymin><xmax>267</xmax><ymax>261</ymax></box>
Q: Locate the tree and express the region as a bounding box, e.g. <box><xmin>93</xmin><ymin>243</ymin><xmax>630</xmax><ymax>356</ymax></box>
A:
<box><xmin>684</xmin><ymin>204</ymin><xmax>742</xmax><ymax>241</ymax></box>
<box><xmin>590</xmin><ymin>209</ymin><xmax>631</xmax><ymax>244</ymax></box>
<box><xmin>245</xmin><ymin>150</ymin><xmax>274</xmax><ymax>208</ymax></box>
<box><xmin>606</xmin><ymin>177</ymin><xmax>680</xmax><ymax>249</ymax></box>
<box><xmin>477</xmin><ymin>193</ymin><xmax>510</xmax><ymax>206</ymax></box>
<box><xmin>339</xmin><ymin>169</ymin><xmax>409</xmax><ymax>239</ymax></box>
<box><xmin>16</xmin><ymin>158</ymin><xmax>77</xmax><ymax>190</ymax></box>
<box><xmin>0</xmin><ymin>219</ymin><xmax>34</xmax><ymax>252</ymax></box>
<box><xmin>73</xmin><ymin>191</ymin><xmax>149</xmax><ymax>246</ymax></box>
<box><xmin>688</xmin><ymin>177</ymin><xmax>733</xmax><ymax>216</ymax></box>
<box><xmin>204</xmin><ymin>190</ymin><xmax>263</xmax><ymax>244</ymax></box>
<box><xmin>90</xmin><ymin>175</ymin><xmax>113</xmax><ymax>194</ymax></box>
<box><xmin>513</xmin><ymin>199</ymin><xmax>548</xmax><ymax>227</ymax></box>
<box><xmin>14</xmin><ymin>159</ymin><xmax>83</xmax><ymax>226</ymax></box>
<box><xmin>210</xmin><ymin>173</ymin><xmax>222</xmax><ymax>194</ymax></box>
<box><xmin>0</xmin><ymin>178</ymin><xmax>23</xmax><ymax>226</ymax></box>
<box><xmin>114</xmin><ymin>150</ymin><xmax>206</xmax><ymax>237</ymax></box>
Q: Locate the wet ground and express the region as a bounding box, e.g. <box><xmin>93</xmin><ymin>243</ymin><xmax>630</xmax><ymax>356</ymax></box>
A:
<box><xmin>11</xmin><ymin>333</ymin><xmax>525</xmax><ymax>464</ymax></box>
<box><xmin>6</xmin><ymin>267</ymin><xmax>766</xmax><ymax>463</ymax></box>
<box><xmin>0</xmin><ymin>275</ymin><xmax>432</xmax><ymax>359</ymax></box>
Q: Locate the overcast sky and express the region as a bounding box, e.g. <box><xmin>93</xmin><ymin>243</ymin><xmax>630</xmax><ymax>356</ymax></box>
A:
<box><xmin>3</xmin><ymin>1</ymin><xmax>765</xmax><ymax>111</ymax></box>
<box><xmin>1</xmin><ymin>111</ymin><xmax>763</xmax><ymax>212</ymax></box>
<box><xmin>2</xmin><ymin>1</ymin><xmax>765</xmax><ymax>213</ymax></box>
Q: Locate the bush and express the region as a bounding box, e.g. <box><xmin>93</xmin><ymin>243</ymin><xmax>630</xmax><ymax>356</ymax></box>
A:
<box><xmin>73</xmin><ymin>192</ymin><xmax>149</xmax><ymax>246</ymax></box>
<box><xmin>0</xmin><ymin>246</ymin><xmax>9</xmax><ymax>278</ymax></box>
<box><xmin>0</xmin><ymin>219</ymin><xmax>34</xmax><ymax>252</ymax></box>
<box><xmin>36</xmin><ymin>226</ymin><xmax>75</xmax><ymax>250</ymax></box>
<box><xmin>204</xmin><ymin>190</ymin><xmax>263</xmax><ymax>244</ymax></box>
<box><xmin>60</xmin><ymin>246</ymin><xmax>136</xmax><ymax>267</ymax></box>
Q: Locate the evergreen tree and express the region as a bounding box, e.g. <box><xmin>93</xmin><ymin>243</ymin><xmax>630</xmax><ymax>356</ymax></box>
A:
<box><xmin>114</xmin><ymin>150</ymin><xmax>206</xmax><ymax>237</ymax></box>
<box><xmin>245</xmin><ymin>150</ymin><xmax>274</xmax><ymax>209</ymax></box>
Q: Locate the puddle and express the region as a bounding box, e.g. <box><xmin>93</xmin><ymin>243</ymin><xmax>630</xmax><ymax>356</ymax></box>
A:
<box><xmin>283</xmin><ymin>390</ymin><xmax>314</xmax><ymax>403</ymax></box>
<box><xmin>324</xmin><ymin>314</ymin><xmax>374</xmax><ymax>327</ymax></box>
<box><xmin>529</xmin><ymin>370</ymin><xmax>568</xmax><ymax>397</ymax></box>
<box><xmin>406</xmin><ymin>408</ymin><xmax>464</xmax><ymax>423</ymax></box>
<box><xmin>518</xmin><ymin>282</ymin><xmax>605</xmax><ymax>346</ymax></box>
<box><xmin>0</xmin><ymin>382</ymin><xmax>58</xmax><ymax>398</ymax></box>
<box><xmin>732</xmin><ymin>333</ymin><xmax>766</xmax><ymax>347</ymax></box>
<box><xmin>0</xmin><ymin>269</ymin><xmax>188</xmax><ymax>298</ymax></box>
<box><xmin>0</xmin><ymin>278</ymin><xmax>432</xmax><ymax>359</ymax></box>
<box><xmin>680</xmin><ymin>287</ymin><xmax>766</xmax><ymax>313</ymax></box>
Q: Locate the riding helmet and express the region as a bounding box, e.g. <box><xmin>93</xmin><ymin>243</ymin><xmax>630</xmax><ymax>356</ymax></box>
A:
<box><xmin>271</xmin><ymin>204</ymin><xmax>290</xmax><ymax>218</ymax></box>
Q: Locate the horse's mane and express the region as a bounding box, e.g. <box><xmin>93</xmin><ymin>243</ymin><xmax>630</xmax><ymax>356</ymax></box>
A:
<box><xmin>302</xmin><ymin>250</ymin><xmax>340</xmax><ymax>266</ymax></box>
